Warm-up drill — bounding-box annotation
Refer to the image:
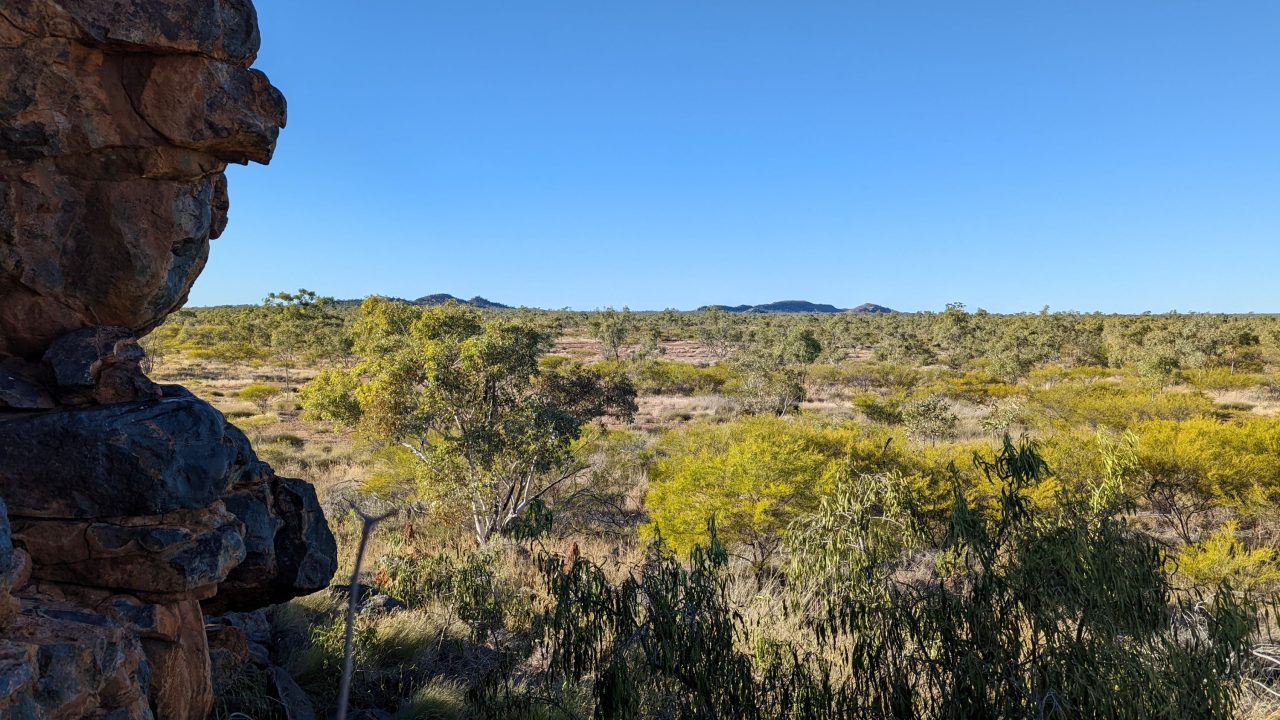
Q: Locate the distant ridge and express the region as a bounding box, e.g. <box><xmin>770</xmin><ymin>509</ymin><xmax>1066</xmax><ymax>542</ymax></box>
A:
<box><xmin>413</xmin><ymin>293</ymin><xmax>512</xmax><ymax>309</ymax></box>
<box><xmin>697</xmin><ymin>300</ymin><xmax>895</xmax><ymax>314</ymax></box>
<box><xmin>334</xmin><ymin>293</ymin><xmax>512</xmax><ymax>309</ymax></box>
<box><xmin>331</xmin><ymin>295</ymin><xmax>892</xmax><ymax>313</ymax></box>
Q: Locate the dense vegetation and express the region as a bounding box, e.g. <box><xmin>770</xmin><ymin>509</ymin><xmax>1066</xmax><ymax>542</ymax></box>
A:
<box><xmin>149</xmin><ymin>295</ymin><xmax>1280</xmax><ymax>718</ymax></box>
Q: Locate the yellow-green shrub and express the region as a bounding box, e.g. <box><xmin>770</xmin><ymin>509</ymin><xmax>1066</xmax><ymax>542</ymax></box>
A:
<box><xmin>1030</xmin><ymin>381</ymin><xmax>1213</xmax><ymax>430</ymax></box>
<box><xmin>624</xmin><ymin>359</ymin><xmax>739</xmax><ymax>396</ymax></box>
<box><xmin>1132</xmin><ymin>417</ymin><xmax>1280</xmax><ymax>504</ymax></box>
<box><xmin>1180</xmin><ymin>367</ymin><xmax>1265</xmax><ymax>392</ymax></box>
<box><xmin>238</xmin><ymin>382</ymin><xmax>282</xmax><ymax>411</ymax></box>
<box><xmin>645</xmin><ymin>417</ymin><xmax>996</xmax><ymax>566</ymax></box>
<box><xmin>916</xmin><ymin>370</ymin><xmax>1020</xmax><ymax>404</ymax></box>
<box><xmin>1175</xmin><ymin>521</ymin><xmax>1280</xmax><ymax>592</ymax></box>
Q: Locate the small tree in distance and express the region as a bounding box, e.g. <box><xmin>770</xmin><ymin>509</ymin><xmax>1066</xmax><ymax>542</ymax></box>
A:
<box><xmin>587</xmin><ymin>306</ymin><xmax>633</xmax><ymax>360</ymax></box>
<box><xmin>261</xmin><ymin>289</ymin><xmax>343</xmax><ymax>390</ymax></box>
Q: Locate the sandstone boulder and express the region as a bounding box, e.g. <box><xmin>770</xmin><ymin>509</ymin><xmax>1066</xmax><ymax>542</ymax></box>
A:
<box><xmin>0</xmin><ymin>0</ymin><xmax>262</xmax><ymax>64</ymax></box>
<box><xmin>42</xmin><ymin>326</ymin><xmax>161</xmax><ymax>405</ymax></box>
<box><xmin>12</xmin><ymin>506</ymin><xmax>246</xmax><ymax>598</ymax></box>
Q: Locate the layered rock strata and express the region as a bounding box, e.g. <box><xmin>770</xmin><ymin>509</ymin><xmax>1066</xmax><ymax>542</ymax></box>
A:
<box><xmin>0</xmin><ymin>1</ymin><xmax>336</xmax><ymax>717</ymax></box>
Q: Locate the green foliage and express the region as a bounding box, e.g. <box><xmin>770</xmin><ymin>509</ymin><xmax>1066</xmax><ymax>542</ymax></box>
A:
<box><xmin>177</xmin><ymin>300</ymin><xmax>1280</xmax><ymax>718</ymax></box>
<box><xmin>238</xmin><ymin>382</ymin><xmax>282</xmax><ymax>411</ymax></box>
<box><xmin>261</xmin><ymin>289</ymin><xmax>345</xmax><ymax>388</ymax></box>
<box><xmin>268</xmin><ymin>433</ymin><xmax>305</xmax><ymax>449</ymax></box>
<box><xmin>302</xmin><ymin>298</ymin><xmax>637</xmax><ymax>543</ymax></box>
<box><xmin>588</xmin><ymin>307</ymin><xmax>634</xmax><ymax>360</ymax></box>
<box><xmin>211</xmin><ymin>664</ymin><xmax>284</xmax><ymax>720</ymax></box>
<box><xmin>378</xmin><ymin>548</ymin><xmax>530</xmax><ymax>642</ymax></box>
<box><xmin>515</xmin><ymin>523</ymin><xmax>770</xmax><ymax>720</ymax></box>
<box><xmin>875</xmin><ymin>325</ymin><xmax>937</xmax><ymax>366</ymax></box>
<box><xmin>978</xmin><ymin>397</ymin><xmax>1024</xmax><ymax>437</ymax></box>
<box><xmin>502</xmin><ymin>498</ymin><xmax>554</xmax><ymax>544</ymax></box>
<box><xmin>694</xmin><ymin>307</ymin><xmax>744</xmax><ymax>359</ymax></box>
<box><xmin>730</xmin><ymin>362</ymin><xmax>808</xmax><ymax>416</ymax></box>
<box><xmin>1176</xmin><ymin>521</ymin><xmax>1280</xmax><ymax>593</ymax></box>
<box><xmin>916</xmin><ymin>369</ymin><xmax>1019</xmax><ymax>403</ymax></box>
<box><xmin>1031</xmin><ymin>379</ymin><xmax>1214</xmax><ymax>430</ymax></box>
<box><xmin>292</xmin><ymin>607</ymin><xmax>464</xmax><ymax>714</ymax></box>
<box><xmin>852</xmin><ymin>392</ymin><xmax>903</xmax><ymax>425</ymax></box>
<box><xmin>646</xmin><ymin>418</ymin><xmax>839</xmax><ymax>570</ymax></box>
<box><xmin>726</xmin><ymin>328</ymin><xmax>823</xmax><ymax>416</ymax></box>
<box><xmin>298</xmin><ymin>368</ymin><xmax>362</xmax><ymax>424</ymax></box>
<box><xmin>1181</xmin><ymin>367</ymin><xmax>1266</xmax><ymax>391</ymax></box>
<box><xmin>398</xmin><ymin>677</ymin><xmax>468</xmax><ymax>720</ymax></box>
<box><xmin>785</xmin><ymin>469</ymin><xmax>924</xmax><ymax>599</ymax></box>
<box><xmin>625</xmin><ymin>360</ymin><xmax>738</xmax><ymax>396</ymax></box>
<box><xmin>830</xmin><ymin>362</ymin><xmax>922</xmax><ymax>394</ymax></box>
<box><xmin>901</xmin><ymin>394</ymin><xmax>958</xmax><ymax>443</ymax></box>
<box><xmin>646</xmin><ymin>417</ymin><xmax>912</xmax><ymax>570</ymax></box>
<box><xmin>1132</xmin><ymin>417</ymin><xmax>1280</xmax><ymax>541</ymax></box>
<box><xmin>516</xmin><ymin>440</ymin><xmax>1263</xmax><ymax>720</ymax></box>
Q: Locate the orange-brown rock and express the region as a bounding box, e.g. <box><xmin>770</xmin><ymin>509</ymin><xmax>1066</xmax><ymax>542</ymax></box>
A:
<box><xmin>0</xmin><ymin>0</ymin><xmax>335</xmax><ymax>716</ymax></box>
<box><xmin>0</xmin><ymin>0</ymin><xmax>284</xmax><ymax>360</ymax></box>
<box><xmin>12</xmin><ymin>505</ymin><xmax>246</xmax><ymax>597</ymax></box>
<box><xmin>0</xmin><ymin>592</ymin><xmax>154</xmax><ymax>718</ymax></box>
<box><xmin>140</xmin><ymin>597</ymin><xmax>213</xmax><ymax>720</ymax></box>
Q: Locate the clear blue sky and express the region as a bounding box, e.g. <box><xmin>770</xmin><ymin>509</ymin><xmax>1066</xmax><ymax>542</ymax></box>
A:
<box><xmin>194</xmin><ymin>1</ymin><xmax>1280</xmax><ymax>312</ymax></box>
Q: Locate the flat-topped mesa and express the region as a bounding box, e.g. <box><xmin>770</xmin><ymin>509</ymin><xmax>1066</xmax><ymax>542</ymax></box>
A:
<box><xmin>0</xmin><ymin>2</ymin><xmax>335</xmax><ymax>718</ymax></box>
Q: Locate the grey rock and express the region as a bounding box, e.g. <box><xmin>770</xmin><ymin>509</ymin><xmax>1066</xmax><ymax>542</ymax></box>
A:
<box><xmin>205</xmin><ymin>475</ymin><xmax>337</xmax><ymax>613</ymax></box>
<box><xmin>271</xmin><ymin>665</ymin><xmax>316</xmax><ymax>720</ymax></box>
<box><xmin>0</xmin><ymin>360</ymin><xmax>53</xmax><ymax>410</ymax></box>
<box><xmin>0</xmin><ymin>395</ymin><xmax>249</xmax><ymax>518</ymax></box>
<box><xmin>359</xmin><ymin>594</ymin><xmax>406</xmax><ymax>615</ymax></box>
<box><xmin>42</xmin><ymin>327</ymin><xmax>138</xmax><ymax>389</ymax></box>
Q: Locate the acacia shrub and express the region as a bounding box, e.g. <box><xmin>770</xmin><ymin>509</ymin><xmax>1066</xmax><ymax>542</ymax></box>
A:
<box><xmin>501</xmin><ymin>439</ymin><xmax>1263</xmax><ymax>720</ymax></box>
<box><xmin>644</xmin><ymin>417</ymin><xmax>842</xmax><ymax>571</ymax></box>
<box><xmin>1030</xmin><ymin>379</ymin><xmax>1214</xmax><ymax>430</ymax></box>
<box><xmin>238</xmin><ymin>382</ymin><xmax>282</xmax><ymax>412</ymax></box>
<box><xmin>644</xmin><ymin>418</ymin><xmax>974</xmax><ymax>571</ymax></box>
<box><xmin>621</xmin><ymin>359</ymin><xmax>738</xmax><ymax>396</ymax></box>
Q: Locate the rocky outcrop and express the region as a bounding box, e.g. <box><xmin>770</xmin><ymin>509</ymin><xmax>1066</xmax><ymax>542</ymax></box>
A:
<box><xmin>0</xmin><ymin>1</ymin><xmax>336</xmax><ymax>717</ymax></box>
<box><xmin>0</xmin><ymin>0</ymin><xmax>284</xmax><ymax>359</ymax></box>
<box><xmin>0</xmin><ymin>334</ymin><xmax>337</xmax><ymax>719</ymax></box>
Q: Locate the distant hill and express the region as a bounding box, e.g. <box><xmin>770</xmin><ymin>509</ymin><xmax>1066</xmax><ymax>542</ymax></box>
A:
<box><xmin>330</xmin><ymin>295</ymin><xmax>892</xmax><ymax>313</ymax></box>
<box><xmin>412</xmin><ymin>294</ymin><xmax>511</xmax><ymax>309</ymax></box>
<box><xmin>333</xmin><ymin>293</ymin><xmax>512</xmax><ymax>309</ymax></box>
<box><xmin>846</xmin><ymin>303</ymin><xmax>894</xmax><ymax>314</ymax></box>
<box><xmin>697</xmin><ymin>300</ymin><xmax>895</xmax><ymax>314</ymax></box>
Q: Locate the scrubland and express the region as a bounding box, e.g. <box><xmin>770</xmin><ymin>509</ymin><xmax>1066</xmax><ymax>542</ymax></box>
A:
<box><xmin>150</xmin><ymin>298</ymin><xmax>1280</xmax><ymax>719</ymax></box>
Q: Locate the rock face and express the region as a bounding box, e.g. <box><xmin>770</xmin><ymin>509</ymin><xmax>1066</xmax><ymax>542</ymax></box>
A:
<box><xmin>0</xmin><ymin>2</ymin><xmax>336</xmax><ymax>717</ymax></box>
<box><xmin>0</xmin><ymin>0</ymin><xmax>284</xmax><ymax>359</ymax></box>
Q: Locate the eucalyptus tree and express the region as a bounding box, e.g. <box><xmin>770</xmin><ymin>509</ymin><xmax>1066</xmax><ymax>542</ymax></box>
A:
<box><xmin>301</xmin><ymin>298</ymin><xmax>637</xmax><ymax>543</ymax></box>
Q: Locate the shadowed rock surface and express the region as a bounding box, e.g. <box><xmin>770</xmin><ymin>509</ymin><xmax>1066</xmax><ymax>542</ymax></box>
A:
<box><xmin>0</xmin><ymin>1</ymin><xmax>335</xmax><ymax>717</ymax></box>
